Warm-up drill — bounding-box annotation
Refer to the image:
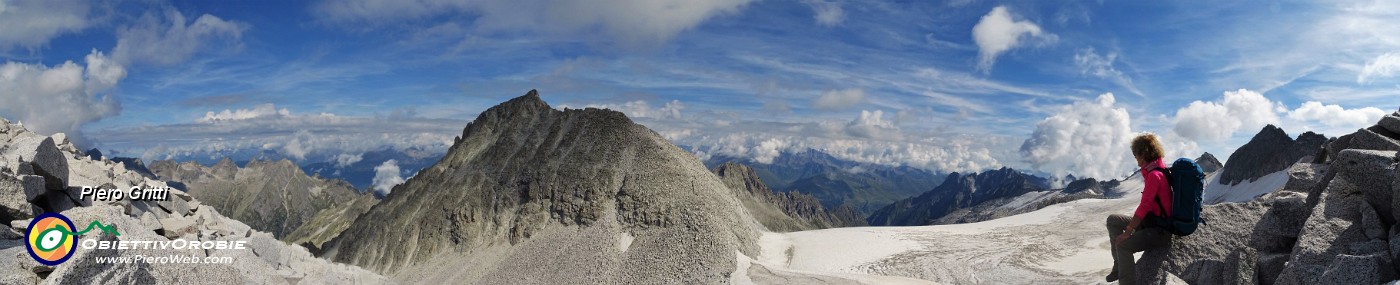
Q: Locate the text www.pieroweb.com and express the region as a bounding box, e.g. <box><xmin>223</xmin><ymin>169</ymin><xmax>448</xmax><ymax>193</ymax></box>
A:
<box><xmin>93</xmin><ymin>255</ymin><xmax>234</xmax><ymax>264</ymax></box>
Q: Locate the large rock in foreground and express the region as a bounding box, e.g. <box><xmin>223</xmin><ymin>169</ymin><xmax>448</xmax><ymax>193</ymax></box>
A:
<box><xmin>1137</xmin><ymin>112</ymin><xmax>1400</xmax><ymax>285</ymax></box>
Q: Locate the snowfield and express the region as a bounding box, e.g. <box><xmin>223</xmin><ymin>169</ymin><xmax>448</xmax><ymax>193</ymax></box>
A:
<box><xmin>1202</xmin><ymin>170</ymin><xmax>1288</xmax><ymax>204</ymax></box>
<box><xmin>734</xmin><ymin>176</ymin><xmax>1146</xmax><ymax>284</ymax></box>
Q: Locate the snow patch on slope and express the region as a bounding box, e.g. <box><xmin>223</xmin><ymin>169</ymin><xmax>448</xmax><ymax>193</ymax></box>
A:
<box><xmin>1202</xmin><ymin>170</ymin><xmax>1288</xmax><ymax>204</ymax></box>
<box><xmin>739</xmin><ymin>195</ymin><xmax>1138</xmax><ymax>284</ymax></box>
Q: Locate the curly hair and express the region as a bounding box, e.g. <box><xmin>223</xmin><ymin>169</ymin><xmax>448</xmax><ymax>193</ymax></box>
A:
<box><xmin>1130</xmin><ymin>133</ymin><xmax>1165</xmax><ymax>162</ymax></box>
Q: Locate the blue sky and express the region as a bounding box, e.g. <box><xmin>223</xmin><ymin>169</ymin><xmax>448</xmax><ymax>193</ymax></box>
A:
<box><xmin>2</xmin><ymin>0</ymin><xmax>1397</xmax><ymax>180</ymax></box>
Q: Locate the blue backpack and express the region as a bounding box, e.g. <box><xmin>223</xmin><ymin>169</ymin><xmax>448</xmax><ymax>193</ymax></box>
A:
<box><xmin>1149</xmin><ymin>158</ymin><xmax>1206</xmax><ymax>236</ymax></box>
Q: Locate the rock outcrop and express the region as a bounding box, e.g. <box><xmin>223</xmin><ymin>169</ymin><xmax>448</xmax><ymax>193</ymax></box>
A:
<box><xmin>148</xmin><ymin>158</ymin><xmax>370</xmax><ymax>239</ymax></box>
<box><xmin>319</xmin><ymin>90</ymin><xmax>761</xmax><ymax>284</ymax></box>
<box><xmin>713</xmin><ymin>162</ymin><xmax>866</xmax><ymax>231</ymax></box>
<box><xmin>0</xmin><ymin>117</ymin><xmax>386</xmax><ymax>284</ymax></box>
<box><xmin>866</xmin><ymin>167</ymin><xmax>1050</xmax><ymax>226</ymax></box>
<box><xmin>1137</xmin><ymin>108</ymin><xmax>1400</xmax><ymax>285</ymax></box>
<box><xmin>1219</xmin><ymin>125</ymin><xmax>1327</xmax><ymax>185</ymax></box>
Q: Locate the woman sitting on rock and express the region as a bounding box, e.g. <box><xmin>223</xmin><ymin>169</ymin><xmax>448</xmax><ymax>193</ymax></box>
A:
<box><xmin>1105</xmin><ymin>133</ymin><xmax>1174</xmax><ymax>284</ymax></box>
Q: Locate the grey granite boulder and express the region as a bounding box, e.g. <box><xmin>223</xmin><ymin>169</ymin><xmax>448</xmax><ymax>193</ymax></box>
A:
<box><xmin>1327</xmin><ymin>133</ymin><xmax>1357</xmax><ymax>162</ymax></box>
<box><xmin>19</xmin><ymin>175</ymin><xmax>43</xmax><ymax>202</ymax></box>
<box><xmin>1258</xmin><ymin>252</ymin><xmax>1290</xmax><ymax>285</ymax></box>
<box><xmin>1137</xmin><ymin>201</ymin><xmax>1271</xmax><ymax>285</ymax></box>
<box><xmin>0</xmin><ymin>173</ymin><xmax>34</xmax><ymax>221</ymax></box>
<box><xmin>1277</xmin><ymin>188</ymin><xmax>1371</xmax><ymax>284</ymax></box>
<box><xmin>1223</xmin><ymin>247</ymin><xmax>1256</xmax><ymax>285</ymax></box>
<box><xmin>1283</xmin><ymin>162</ymin><xmax>1328</xmax><ymax>193</ymax></box>
<box><xmin>29</xmin><ymin>137</ymin><xmax>68</xmax><ymax>191</ymax></box>
<box><xmin>1380</xmin><ymin>115</ymin><xmax>1400</xmax><ymax>135</ymax></box>
<box><xmin>1317</xmin><ymin>253</ymin><xmax>1396</xmax><ymax>284</ymax></box>
<box><xmin>1352</xmin><ymin>128</ymin><xmax>1400</xmax><ymax>152</ymax></box>
<box><xmin>1361</xmin><ymin>201</ymin><xmax>1388</xmax><ymax>240</ymax></box>
<box><xmin>1333</xmin><ymin>150</ymin><xmax>1398</xmax><ymax>224</ymax></box>
<box><xmin>1250</xmin><ymin>191</ymin><xmax>1309</xmax><ymax>252</ymax></box>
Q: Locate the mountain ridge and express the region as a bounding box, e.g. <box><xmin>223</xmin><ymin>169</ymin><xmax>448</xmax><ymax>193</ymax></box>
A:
<box><xmin>319</xmin><ymin>90</ymin><xmax>762</xmax><ymax>284</ymax></box>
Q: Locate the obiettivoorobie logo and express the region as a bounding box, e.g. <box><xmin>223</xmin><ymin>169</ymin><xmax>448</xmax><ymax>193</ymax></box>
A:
<box><xmin>25</xmin><ymin>212</ymin><xmax>119</xmax><ymax>266</ymax></box>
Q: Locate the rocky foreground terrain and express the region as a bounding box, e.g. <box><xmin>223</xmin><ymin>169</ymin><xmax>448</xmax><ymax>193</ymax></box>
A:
<box><xmin>1136</xmin><ymin>109</ymin><xmax>1400</xmax><ymax>284</ymax></box>
<box><xmin>0</xmin><ymin>118</ymin><xmax>386</xmax><ymax>284</ymax></box>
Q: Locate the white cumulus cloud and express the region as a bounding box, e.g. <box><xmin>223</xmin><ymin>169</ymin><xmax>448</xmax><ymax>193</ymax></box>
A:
<box><xmin>199</xmin><ymin>103</ymin><xmax>291</xmax><ymax>122</ymax></box>
<box><xmin>1358</xmin><ymin>52</ymin><xmax>1400</xmax><ymax>84</ymax></box>
<box><xmin>0</xmin><ymin>49</ymin><xmax>125</xmax><ymax>140</ymax></box>
<box><xmin>335</xmin><ymin>153</ymin><xmax>364</xmax><ymax>168</ymax></box>
<box><xmin>813</xmin><ymin>88</ymin><xmax>866</xmax><ymax>110</ymax></box>
<box><xmin>1020</xmin><ymin>93</ymin><xmax>1134</xmax><ymax>180</ymax></box>
<box><xmin>972</xmin><ymin>6</ymin><xmax>1054</xmax><ymax>73</ymax></box>
<box><xmin>1172</xmin><ymin>89</ymin><xmax>1284</xmax><ymax>142</ymax></box>
<box><xmin>371</xmin><ymin>159</ymin><xmax>405</xmax><ymax>196</ymax></box>
<box><xmin>845</xmin><ymin>110</ymin><xmax>901</xmax><ymax>140</ymax></box>
<box><xmin>1287</xmin><ymin>101</ymin><xmax>1387</xmax><ymax>129</ymax></box>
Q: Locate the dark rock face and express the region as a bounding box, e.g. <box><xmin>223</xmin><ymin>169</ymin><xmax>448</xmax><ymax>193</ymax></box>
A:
<box><xmin>1220</xmin><ymin>125</ymin><xmax>1327</xmax><ymax>185</ymax></box>
<box><xmin>320</xmin><ymin>90</ymin><xmax>760</xmax><ymax>284</ymax></box>
<box><xmin>713</xmin><ymin>162</ymin><xmax>866</xmax><ymax>231</ymax></box>
<box><xmin>1137</xmin><ymin>111</ymin><xmax>1400</xmax><ymax>285</ymax></box>
<box><xmin>866</xmin><ymin>167</ymin><xmax>1049</xmax><ymax>226</ymax></box>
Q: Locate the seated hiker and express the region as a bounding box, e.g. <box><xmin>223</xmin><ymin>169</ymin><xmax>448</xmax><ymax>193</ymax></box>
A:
<box><xmin>1105</xmin><ymin>133</ymin><xmax>1173</xmax><ymax>284</ymax></box>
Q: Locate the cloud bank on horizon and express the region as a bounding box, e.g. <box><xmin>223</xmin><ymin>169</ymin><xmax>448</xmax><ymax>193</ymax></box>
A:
<box><xmin>1</xmin><ymin>0</ymin><xmax>1397</xmax><ymax>180</ymax></box>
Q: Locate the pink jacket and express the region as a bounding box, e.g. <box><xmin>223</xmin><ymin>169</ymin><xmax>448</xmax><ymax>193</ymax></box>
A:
<box><xmin>1135</xmin><ymin>158</ymin><xmax>1171</xmax><ymax>219</ymax></box>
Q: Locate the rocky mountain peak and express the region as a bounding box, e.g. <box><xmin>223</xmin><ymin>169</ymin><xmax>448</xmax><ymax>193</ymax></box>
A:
<box><xmin>321</xmin><ymin>90</ymin><xmax>759</xmax><ymax>284</ymax></box>
<box><xmin>1063</xmin><ymin>177</ymin><xmax>1102</xmax><ymax>194</ymax></box>
<box><xmin>1220</xmin><ymin>125</ymin><xmax>1326</xmax><ymax>185</ymax></box>
<box><xmin>867</xmin><ymin>167</ymin><xmax>1049</xmax><ymax>226</ymax></box>
<box><xmin>1196</xmin><ymin>152</ymin><xmax>1223</xmax><ymax>174</ymax></box>
<box><xmin>456</xmin><ymin>90</ymin><xmax>631</xmax><ymax>148</ymax></box>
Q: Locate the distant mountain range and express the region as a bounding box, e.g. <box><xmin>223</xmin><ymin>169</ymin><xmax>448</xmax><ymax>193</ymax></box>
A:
<box><xmin>95</xmin><ymin>147</ymin><xmax>443</xmax><ymax>193</ymax></box>
<box><xmin>713</xmin><ymin>162</ymin><xmax>866</xmax><ymax>231</ymax></box>
<box><xmin>704</xmin><ymin>149</ymin><xmax>946</xmax><ymax>215</ymax></box>
<box><xmin>867</xmin><ymin>167</ymin><xmax>1052</xmax><ymax>226</ymax></box>
<box><xmin>148</xmin><ymin>158</ymin><xmax>375</xmax><ymax>240</ymax></box>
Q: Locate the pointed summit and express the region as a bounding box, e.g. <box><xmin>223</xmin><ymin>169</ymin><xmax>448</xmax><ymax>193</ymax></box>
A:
<box><xmin>1220</xmin><ymin>125</ymin><xmax>1326</xmax><ymax>185</ymax></box>
<box><xmin>457</xmin><ymin>89</ymin><xmax>631</xmax><ymax>145</ymax></box>
<box><xmin>1195</xmin><ymin>152</ymin><xmax>1223</xmax><ymax>174</ymax></box>
<box><xmin>322</xmin><ymin>89</ymin><xmax>760</xmax><ymax>284</ymax></box>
